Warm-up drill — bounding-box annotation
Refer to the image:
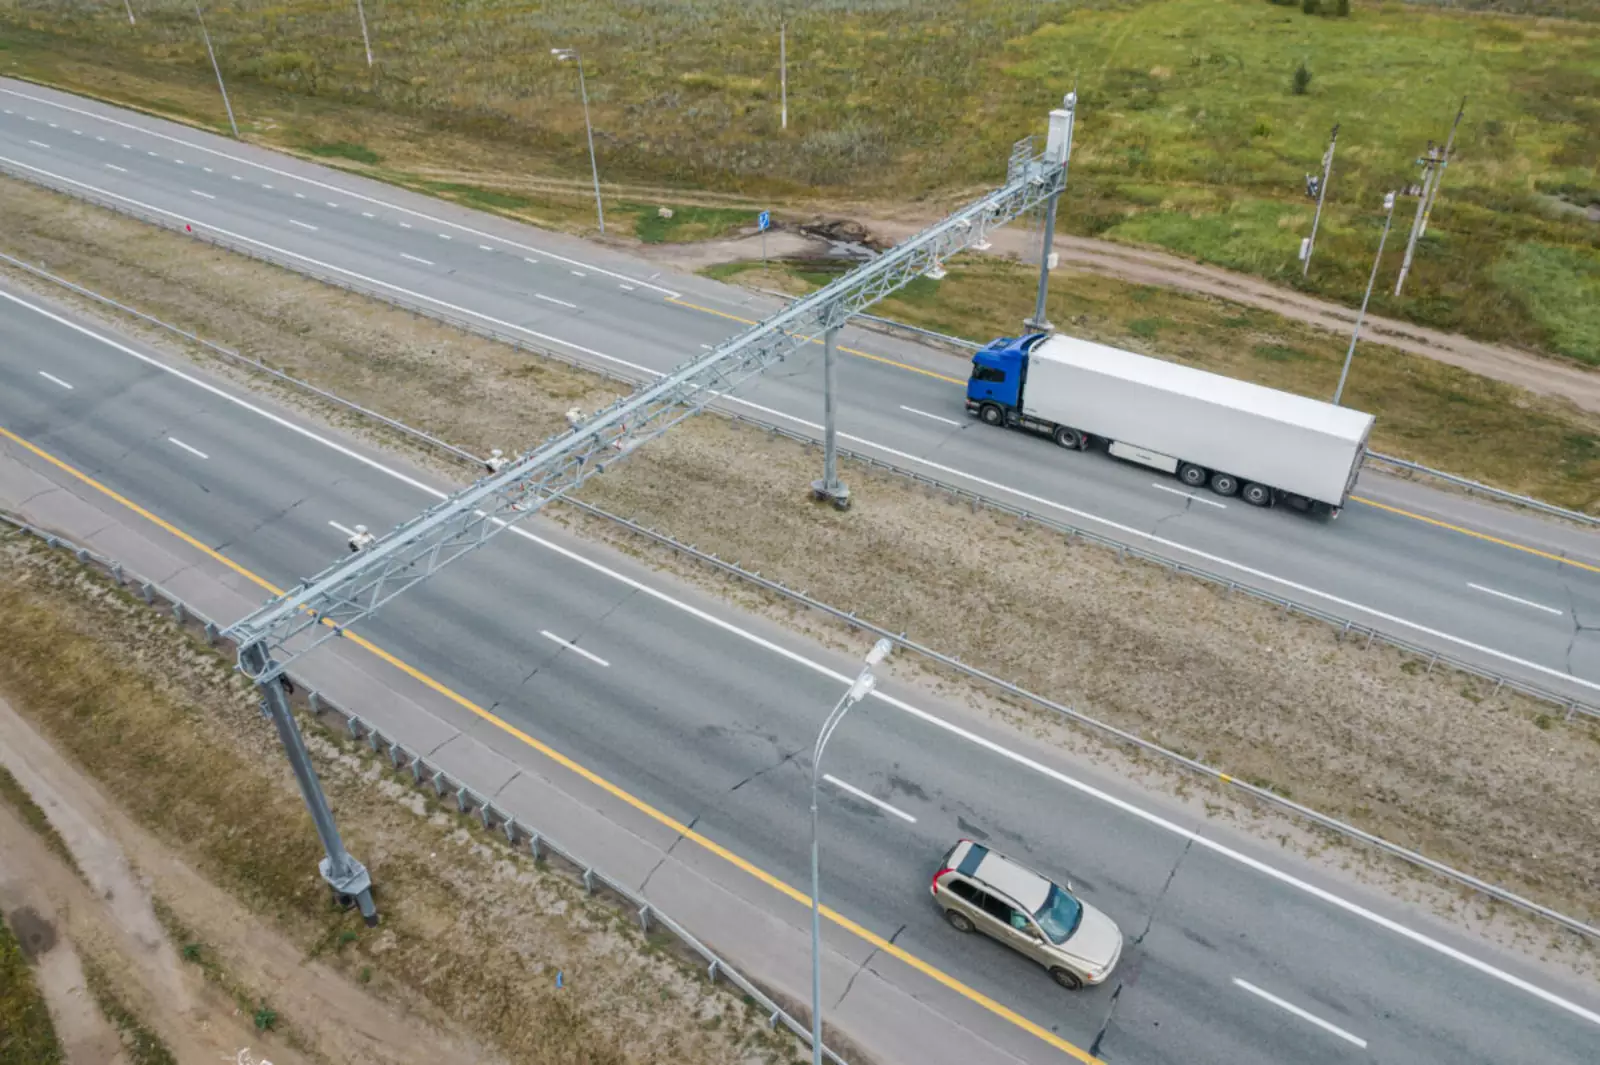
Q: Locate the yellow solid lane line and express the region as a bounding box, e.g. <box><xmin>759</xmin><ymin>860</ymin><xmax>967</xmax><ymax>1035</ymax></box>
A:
<box><xmin>666</xmin><ymin>297</ymin><xmax>967</xmax><ymax>385</ymax></box>
<box><xmin>0</xmin><ymin>422</ymin><xmax>1104</xmax><ymax>1065</ymax></box>
<box><xmin>1352</xmin><ymin>496</ymin><xmax>1600</xmax><ymax>576</ymax></box>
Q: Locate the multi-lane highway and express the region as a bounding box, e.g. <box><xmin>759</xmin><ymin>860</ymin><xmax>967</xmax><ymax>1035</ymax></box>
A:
<box><xmin>1</xmin><ymin>77</ymin><xmax>1598</xmax><ymax>715</ymax></box>
<box><xmin>4</xmin><ymin>247</ymin><xmax>1600</xmax><ymax>1060</ymax></box>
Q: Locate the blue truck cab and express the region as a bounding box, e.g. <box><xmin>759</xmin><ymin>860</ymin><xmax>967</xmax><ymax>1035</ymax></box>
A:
<box><xmin>966</xmin><ymin>333</ymin><xmax>1044</xmax><ymax>422</ymax></box>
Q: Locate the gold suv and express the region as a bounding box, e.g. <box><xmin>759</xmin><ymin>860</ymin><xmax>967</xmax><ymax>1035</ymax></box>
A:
<box><xmin>931</xmin><ymin>839</ymin><xmax>1123</xmax><ymax>990</ymax></box>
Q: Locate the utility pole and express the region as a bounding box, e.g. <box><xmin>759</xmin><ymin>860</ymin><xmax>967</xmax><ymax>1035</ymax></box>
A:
<box><xmin>1301</xmin><ymin>123</ymin><xmax>1339</xmax><ymax>277</ymax></box>
<box><xmin>1419</xmin><ymin>98</ymin><xmax>1466</xmax><ymax>240</ymax></box>
<box><xmin>552</xmin><ymin>48</ymin><xmax>605</xmax><ymax>235</ymax></box>
<box><xmin>354</xmin><ymin>0</ymin><xmax>374</xmax><ymax>67</ymax></box>
<box><xmin>1023</xmin><ymin>90</ymin><xmax>1077</xmax><ymax>334</ymax></box>
<box><xmin>780</xmin><ymin>20</ymin><xmax>788</xmax><ymax>131</ymax></box>
<box><xmin>240</xmin><ymin>642</ymin><xmax>378</xmax><ymax>925</ymax></box>
<box><xmin>1393</xmin><ymin>140</ymin><xmax>1441</xmax><ymax>298</ymax></box>
<box><xmin>194</xmin><ymin>2</ymin><xmax>239</xmax><ymax>138</ymax></box>
<box><xmin>1335</xmin><ymin>191</ymin><xmax>1396</xmax><ymax>407</ymax></box>
<box><xmin>810</xmin><ymin>324</ymin><xmax>849</xmax><ymax>509</ymax></box>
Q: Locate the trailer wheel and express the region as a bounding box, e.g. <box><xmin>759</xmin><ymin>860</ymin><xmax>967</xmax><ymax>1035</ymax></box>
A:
<box><xmin>1242</xmin><ymin>482</ymin><xmax>1273</xmax><ymax>507</ymax></box>
<box><xmin>1178</xmin><ymin>463</ymin><xmax>1208</xmax><ymax>488</ymax></box>
<box><xmin>1209</xmin><ymin>472</ymin><xmax>1240</xmax><ymax>497</ymax></box>
<box><xmin>979</xmin><ymin>404</ymin><xmax>1004</xmax><ymax>427</ymax></box>
<box><xmin>1053</xmin><ymin>426</ymin><xmax>1085</xmax><ymax>450</ymax></box>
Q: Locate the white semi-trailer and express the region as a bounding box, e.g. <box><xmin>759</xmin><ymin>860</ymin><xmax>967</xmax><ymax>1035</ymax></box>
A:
<box><xmin>965</xmin><ymin>332</ymin><xmax>1375</xmax><ymax>516</ymax></box>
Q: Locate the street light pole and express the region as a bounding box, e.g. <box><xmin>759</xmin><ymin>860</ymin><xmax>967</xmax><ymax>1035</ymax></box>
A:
<box><xmin>1301</xmin><ymin>122</ymin><xmax>1338</xmax><ymax>277</ymax></box>
<box><xmin>122</xmin><ymin>0</ymin><xmax>136</xmax><ymax>25</ymax></box>
<box><xmin>810</xmin><ymin>638</ymin><xmax>893</xmax><ymax>1065</ymax></box>
<box><xmin>194</xmin><ymin>2</ymin><xmax>239</xmax><ymax>138</ymax></box>
<box><xmin>780</xmin><ymin>20</ymin><xmax>788</xmax><ymax>131</ymax></box>
<box><xmin>553</xmin><ymin>48</ymin><xmax>605</xmax><ymax>235</ymax></box>
<box><xmin>1334</xmin><ymin>191</ymin><xmax>1396</xmax><ymax>407</ymax></box>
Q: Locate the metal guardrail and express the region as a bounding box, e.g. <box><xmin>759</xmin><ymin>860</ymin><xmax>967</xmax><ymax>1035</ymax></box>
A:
<box><xmin>4</xmin><ymin>260</ymin><xmax>1597</xmax><ymax>941</ymax></box>
<box><xmin>2</xmin><ymin>195</ymin><xmax>1594</xmax><ymax>727</ymax></box>
<box><xmin>0</xmin><ymin>513</ymin><xmax>848</xmax><ymax>1065</ymax></box>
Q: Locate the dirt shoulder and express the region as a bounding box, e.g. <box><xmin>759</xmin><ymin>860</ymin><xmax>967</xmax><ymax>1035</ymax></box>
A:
<box><xmin>3</xmin><ymin>183</ymin><xmax>1597</xmax><ymax>953</ymax></box>
<box><xmin>0</xmin><ymin>535</ymin><xmax>810</xmax><ymax>1065</ymax></box>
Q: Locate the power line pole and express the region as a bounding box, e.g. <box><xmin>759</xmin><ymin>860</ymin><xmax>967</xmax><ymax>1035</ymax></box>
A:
<box><xmin>1335</xmin><ymin>190</ymin><xmax>1397</xmax><ymax>407</ymax></box>
<box><xmin>1301</xmin><ymin>123</ymin><xmax>1338</xmax><ymax>277</ymax></box>
<box><xmin>1393</xmin><ymin>140</ymin><xmax>1441</xmax><ymax>298</ymax></box>
<box><xmin>1023</xmin><ymin>90</ymin><xmax>1077</xmax><ymax>334</ymax></box>
<box><xmin>194</xmin><ymin>2</ymin><xmax>239</xmax><ymax>138</ymax></box>
<box><xmin>552</xmin><ymin>48</ymin><xmax>604</xmax><ymax>235</ymax></box>
<box><xmin>354</xmin><ymin>0</ymin><xmax>374</xmax><ymax>67</ymax></box>
<box><xmin>780</xmin><ymin>20</ymin><xmax>788</xmax><ymax>130</ymax></box>
<box><xmin>1419</xmin><ymin>97</ymin><xmax>1466</xmax><ymax>240</ymax></box>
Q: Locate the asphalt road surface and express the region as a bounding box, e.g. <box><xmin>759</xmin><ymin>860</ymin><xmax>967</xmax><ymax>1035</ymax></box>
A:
<box><xmin>4</xmin><ymin>268</ymin><xmax>1599</xmax><ymax>1063</ymax></box>
<box><xmin>1</xmin><ymin>78</ymin><xmax>1598</xmax><ymax>717</ymax></box>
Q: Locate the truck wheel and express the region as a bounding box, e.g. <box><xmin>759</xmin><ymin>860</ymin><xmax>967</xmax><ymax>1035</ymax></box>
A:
<box><xmin>979</xmin><ymin>404</ymin><xmax>1004</xmax><ymax>427</ymax></box>
<box><xmin>1178</xmin><ymin>463</ymin><xmax>1208</xmax><ymax>488</ymax></box>
<box><xmin>1209</xmin><ymin>472</ymin><xmax>1239</xmax><ymax>497</ymax></box>
<box><xmin>1242</xmin><ymin>482</ymin><xmax>1273</xmax><ymax>507</ymax></box>
<box><xmin>1053</xmin><ymin>426</ymin><xmax>1085</xmax><ymax>450</ymax></box>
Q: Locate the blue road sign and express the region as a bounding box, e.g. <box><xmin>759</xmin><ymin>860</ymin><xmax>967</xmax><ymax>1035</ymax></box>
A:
<box><xmin>757</xmin><ymin>210</ymin><xmax>771</xmax><ymax>232</ymax></box>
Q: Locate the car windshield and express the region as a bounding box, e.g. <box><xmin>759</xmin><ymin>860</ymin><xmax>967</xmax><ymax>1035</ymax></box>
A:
<box><xmin>1033</xmin><ymin>884</ymin><xmax>1083</xmax><ymax>944</ymax></box>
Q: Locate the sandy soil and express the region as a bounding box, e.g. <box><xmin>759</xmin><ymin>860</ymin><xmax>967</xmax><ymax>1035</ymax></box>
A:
<box><xmin>1</xmin><ymin>181</ymin><xmax>1597</xmax><ymax>931</ymax></box>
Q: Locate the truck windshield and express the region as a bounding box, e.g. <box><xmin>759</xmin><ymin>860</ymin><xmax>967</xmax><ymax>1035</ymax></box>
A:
<box><xmin>1033</xmin><ymin>885</ymin><xmax>1083</xmax><ymax>944</ymax></box>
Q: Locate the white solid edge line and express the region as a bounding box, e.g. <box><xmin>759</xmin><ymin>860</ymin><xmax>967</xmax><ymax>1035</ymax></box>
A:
<box><xmin>327</xmin><ymin>519</ymin><xmax>358</xmax><ymax>538</ymax></box>
<box><xmin>1467</xmin><ymin>583</ymin><xmax>1564</xmax><ymax>616</ymax></box>
<box><xmin>719</xmin><ymin>391</ymin><xmax>1600</xmax><ymax>698</ymax></box>
<box><xmin>823</xmin><ymin>774</ymin><xmax>917</xmax><ymax>822</ymax></box>
<box><xmin>4</xmin><ymin>285</ymin><xmax>1598</xmax><ymax>1031</ymax></box>
<box><xmin>17</xmin><ymin>146</ymin><xmax>1583</xmax><ymax>703</ymax></box>
<box><xmin>4</xmin><ymin>87</ymin><xmax>682</xmax><ymax>297</ymax></box>
<box><xmin>1232</xmin><ymin>979</ymin><xmax>1367</xmax><ymax>1049</ymax></box>
<box><xmin>37</xmin><ymin>370</ymin><xmax>73</xmax><ymax>389</ymax></box>
<box><xmin>0</xmin><ymin>157</ymin><xmax>660</xmax><ymax>380</ymax></box>
<box><xmin>539</xmin><ymin>630</ymin><xmax>610</xmax><ymax>667</ymax></box>
<box><xmin>535</xmin><ymin>293</ymin><xmax>577</xmax><ymax>309</ymax></box>
<box><xmin>898</xmin><ymin>405</ymin><xmax>961</xmax><ymax>427</ymax></box>
<box><xmin>166</xmin><ymin>436</ymin><xmax>209</xmax><ymax>460</ymax></box>
<box><xmin>1151</xmin><ymin>482</ymin><xmax>1227</xmax><ymax>509</ymax></box>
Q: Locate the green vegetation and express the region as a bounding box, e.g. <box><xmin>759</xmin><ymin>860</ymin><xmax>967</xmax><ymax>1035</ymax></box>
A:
<box><xmin>713</xmin><ymin>256</ymin><xmax>1600</xmax><ymax>511</ymax></box>
<box><xmin>1491</xmin><ymin>243</ymin><xmax>1600</xmax><ymax>364</ymax></box>
<box><xmin>0</xmin><ymin>917</ymin><xmax>62</xmax><ymax>1065</ymax></box>
<box><xmin>629</xmin><ymin>204</ymin><xmax>753</xmax><ymax>244</ymax></box>
<box><xmin>79</xmin><ymin>956</ymin><xmax>178</xmax><ymax>1065</ymax></box>
<box><xmin>2</xmin><ymin>0</ymin><xmax>1597</xmax><ymax>355</ymax></box>
<box><xmin>0</xmin><ymin>764</ymin><xmax>79</xmax><ymax>878</ymax></box>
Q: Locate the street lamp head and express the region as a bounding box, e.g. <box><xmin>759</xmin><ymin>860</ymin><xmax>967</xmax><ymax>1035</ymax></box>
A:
<box><xmin>552</xmin><ymin>47</ymin><xmax>576</xmax><ymax>61</ymax></box>
<box><xmin>1383</xmin><ymin>191</ymin><xmax>1396</xmax><ymax>211</ymax></box>
<box><xmin>847</xmin><ymin>673</ymin><xmax>877</xmax><ymax>704</ymax></box>
<box><xmin>865</xmin><ymin>638</ymin><xmax>893</xmax><ymax>668</ymax></box>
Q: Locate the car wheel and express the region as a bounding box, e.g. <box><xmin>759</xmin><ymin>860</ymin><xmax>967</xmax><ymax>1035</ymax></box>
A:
<box><xmin>1209</xmin><ymin>472</ymin><xmax>1239</xmax><ymax>497</ymax></box>
<box><xmin>980</xmin><ymin>404</ymin><xmax>1003</xmax><ymax>427</ymax></box>
<box><xmin>1178</xmin><ymin>462</ymin><xmax>1207</xmax><ymax>488</ymax></box>
<box><xmin>1053</xmin><ymin>425</ymin><xmax>1084</xmax><ymax>450</ymax></box>
<box><xmin>1050</xmin><ymin>966</ymin><xmax>1084</xmax><ymax>991</ymax></box>
<box><xmin>1242</xmin><ymin>482</ymin><xmax>1273</xmax><ymax>507</ymax></box>
<box><xmin>945</xmin><ymin>910</ymin><xmax>975</xmax><ymax>934</ymax></box>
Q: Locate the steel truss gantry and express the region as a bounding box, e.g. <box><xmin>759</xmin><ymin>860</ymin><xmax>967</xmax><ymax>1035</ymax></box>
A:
<box><xmin>220</xmin><ymin>96</ymin><xmax>1077</xmax><ymax>927</ymax></box>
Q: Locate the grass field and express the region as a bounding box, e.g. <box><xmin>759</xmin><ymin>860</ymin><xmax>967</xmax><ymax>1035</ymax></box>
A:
<box><xmin>1</xmin><ymin>0</ymin><xmax>1596</xmax><ymax>359</ymax></box>
<box><xmin>709</xmin><ymin>254</ymin><xmax>1600</xmax><ymax>511</ymax></box>
<box><xmin>0</xmin><ymin>916</ymin><xmax>62</xmax><ymax>1065</ymax></box>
